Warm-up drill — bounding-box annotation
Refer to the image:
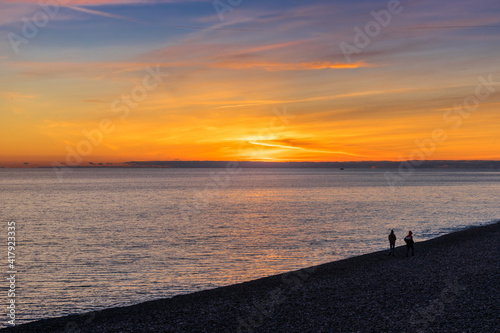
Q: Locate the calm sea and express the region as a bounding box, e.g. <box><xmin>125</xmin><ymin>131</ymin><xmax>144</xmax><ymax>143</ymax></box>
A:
<box><xmin>0</xmin><ymin>168</ymin><xmax>498</xmax><ymax>327</ymax></box>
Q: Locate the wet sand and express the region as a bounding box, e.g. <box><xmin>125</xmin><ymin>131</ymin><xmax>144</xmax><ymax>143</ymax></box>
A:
<box><xmin>3</xmin><ymin>221</ymin><xmax>499</xmax><ymax>332</ymax></box>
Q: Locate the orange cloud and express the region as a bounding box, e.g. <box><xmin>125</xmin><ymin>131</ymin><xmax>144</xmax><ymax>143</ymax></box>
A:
<box><xmin>212</xmin><ymin>60</ymin><xmax>372</xmax><ymax>71</ymax></box>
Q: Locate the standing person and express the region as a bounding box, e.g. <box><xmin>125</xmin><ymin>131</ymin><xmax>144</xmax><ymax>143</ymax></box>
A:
<box><xmin>404</xmin><ymin>231</ymin><xmax>414</xmax><ymax>257</ymax></box>
<box><xmin>388</xmin><ymin>230</ymin><xmax>396</xmax><ymax>256</ymax></box>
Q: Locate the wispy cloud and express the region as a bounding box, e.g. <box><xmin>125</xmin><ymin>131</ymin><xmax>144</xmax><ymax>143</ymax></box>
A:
<box><xmin>409</xmin><ymin>25</ymin><xmax>500</xmax><ymax>29</ymax></box>
<box><xmin>248</xmin><ymin>141</ymin><xmax>366</xmax><ymax>157</ymax></box>
<box><xmin>64</xmin><ymin>5</ymin><xmax>144</xmax><ymax>23</ymax></box>
<box><xmin>63</xmin><ymin>4</ymin><xmax>261</xmax><ymax>31</ymax></box>
<box><xmin>214</xmin><ymin>88</ymin><xmax>412</xmax><ymax>109</ymax></box>
<box><xmin>213</xmin><ymin>60</ymin><xmax>372</xmax><ymax>71</ymax></box>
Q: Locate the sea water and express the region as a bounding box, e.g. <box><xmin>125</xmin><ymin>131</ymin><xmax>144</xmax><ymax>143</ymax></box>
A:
<box><xmin>0</xmin><ymin>168</ymin><xmax>498</xmax><ymax>327</ymax></box>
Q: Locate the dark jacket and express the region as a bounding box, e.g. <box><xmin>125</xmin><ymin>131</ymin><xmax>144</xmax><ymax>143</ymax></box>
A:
<box><xmin>404</xmin><ymin>236</ymin><xmax>414</xmax><ymax>246</ymax></box>
<box><xmin>388</xmin><ymin>233</ymin><xmax>396</xmax><ymax>243</ymax></box>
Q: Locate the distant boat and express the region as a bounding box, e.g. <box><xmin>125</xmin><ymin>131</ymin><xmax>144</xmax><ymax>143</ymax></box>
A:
<box><xmin>340</xmin><ymin>164</ymin><xmax>344</xmax><ymax>170</ymax></box>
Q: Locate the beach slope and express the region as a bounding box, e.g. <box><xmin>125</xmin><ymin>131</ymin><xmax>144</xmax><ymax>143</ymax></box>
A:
<box><xmin>3</xmin><ymin>221</ymin><xmax>499</xmax><ymax>332</ymax></box>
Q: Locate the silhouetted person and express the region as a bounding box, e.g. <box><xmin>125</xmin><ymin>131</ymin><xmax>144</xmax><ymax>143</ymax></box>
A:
<box><xmin>404</xmin><ymin>231</ymin><xmax>414</xmax><ymax>257</ymax></box>
<box><xmin>388</xmin><ymin>230</ymin><xmax>396</xmax><ymax>256</ymax></box>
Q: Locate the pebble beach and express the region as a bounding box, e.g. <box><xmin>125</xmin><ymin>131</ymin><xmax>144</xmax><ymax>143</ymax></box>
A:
<box><xmin>3</xmin><ymin>221</ymin><xmax>499</xmax><ymax>333</ymax></box>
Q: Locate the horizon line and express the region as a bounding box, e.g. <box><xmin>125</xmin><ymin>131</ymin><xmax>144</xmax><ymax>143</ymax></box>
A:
<box><xmin>2</xmin><ymin>160</ymin><xmax>500</xmax><ymax>169</ymax></box>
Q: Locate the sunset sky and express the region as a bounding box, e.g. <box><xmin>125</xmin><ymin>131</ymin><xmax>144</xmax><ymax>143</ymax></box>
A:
<box><xmin>1</xmin><ymin>0</ymin><xmax>500</xmax><ymax>166</ymax></box>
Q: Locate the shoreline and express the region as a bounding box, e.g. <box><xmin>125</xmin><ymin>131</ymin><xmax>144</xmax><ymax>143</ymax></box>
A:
<box><xmin>3</xmin><ymin>220</ymin><xmax>499</xmax><ymax>332</ymax></box>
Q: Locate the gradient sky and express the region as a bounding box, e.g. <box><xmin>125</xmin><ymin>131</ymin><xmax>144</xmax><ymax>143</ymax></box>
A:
<box><xmin>1</xmin><ymin>0</ymin><xmax>500</xmax><ymax>165</ymax></box>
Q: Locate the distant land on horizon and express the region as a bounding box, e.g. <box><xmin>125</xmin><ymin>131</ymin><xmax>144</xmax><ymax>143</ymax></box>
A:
<box><xmin>7</xmin><ymin>160</ymin><xmax>500</xmax><ymax>169</ymax></box>
<box><xmin>126</xmin><ymin>160</ymin><xmax>500</xmax><ymax>169</ymax></box>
